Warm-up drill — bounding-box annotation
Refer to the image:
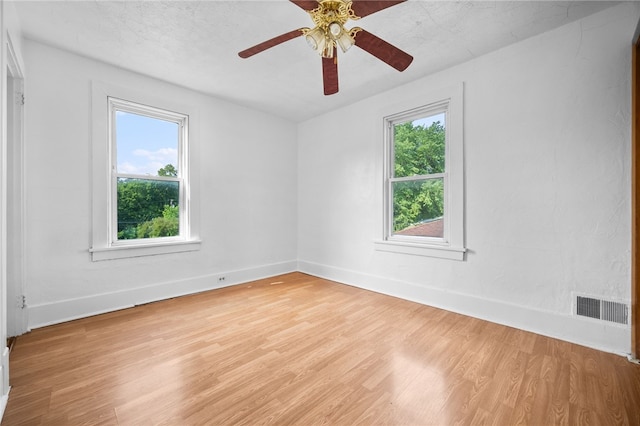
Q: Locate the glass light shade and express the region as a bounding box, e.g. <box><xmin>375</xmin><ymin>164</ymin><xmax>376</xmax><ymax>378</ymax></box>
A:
<box><xmin>329</xmin><ymin>22</ymin><xmax>342</xmax><ymax>38</ymax></box>
<box><xmin>305</xmin><ymin>27</ymin><xmax>326</xmax><ymax>53</ymax></box>
<box><xmin>306</xmin><ymin>35</ymin><xmax>317</xmax><ymax>50</ymax></box>
<box><xmin>335</xmin><ymin>30</ymin><xmax>355</xmax><ymax>53</ymax></box>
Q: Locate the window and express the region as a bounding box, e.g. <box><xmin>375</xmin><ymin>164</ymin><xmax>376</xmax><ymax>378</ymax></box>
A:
<box><xmin>375</xmin><ymin>84</ymin><xmax>465</xmax><ymax>260</ymax></box>
<box><xmin>390</xmin><ymin>110</ymin><xmax>446</xmax><ymax>240</ymax></box>
<box><xmin>90</xmin><ymin>82</ymin><xmax>200</xmax><ymax>261</ymax></box>
<box><xmin>110</xmin><ymin>98</ymin><xmax>186</xmax><ymax>243</ymax></box>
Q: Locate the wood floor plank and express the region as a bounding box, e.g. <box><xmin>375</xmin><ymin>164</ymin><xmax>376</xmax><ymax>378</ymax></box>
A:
<box><xmin>3</xmin><ymin>272</ymin><xmax>640</xmax><ymax>425</ymax></box>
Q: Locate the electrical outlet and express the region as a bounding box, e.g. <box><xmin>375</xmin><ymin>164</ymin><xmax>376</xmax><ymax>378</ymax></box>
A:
<box><xmin>218</xmin><ymin>276</ymin><xmax>226</xmax><ymax>282</ymax></box>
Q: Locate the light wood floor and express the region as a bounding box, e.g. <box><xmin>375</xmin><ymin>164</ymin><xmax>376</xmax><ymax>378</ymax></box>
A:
<box><xmin>3</xmin><ymin>272</ymin><xmax>640</xmax><ymax>425</ymax></box>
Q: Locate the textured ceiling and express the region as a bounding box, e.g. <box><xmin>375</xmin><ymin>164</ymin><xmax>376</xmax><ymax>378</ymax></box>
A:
<box><xmin>13</xmin><ymin>0</ymin><xmax>617</xmax><ymax>122</ymax></box>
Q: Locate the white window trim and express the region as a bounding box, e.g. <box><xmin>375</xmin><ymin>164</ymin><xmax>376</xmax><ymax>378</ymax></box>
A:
<box><xmin>375</xmin><ymin>83</ymin><xmax>465</xmax><ymax>261</ymax></box>
<box><xmin>108</xmin><ymin>97</ymin><xmax>188</xmax><ymax>246</ymax></box>
<box><xmin>90</xmin><ymin>81</ymin><xmax>201</xmax><ymax>261</ymax></box>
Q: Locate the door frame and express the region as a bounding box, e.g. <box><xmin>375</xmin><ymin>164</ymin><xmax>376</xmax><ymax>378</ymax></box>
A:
<box><xmin>632</xmin><ymin>34</ymin><xmax>639</xmax><ymax>359</ymax></box>
<box><xmin>5</xmin><ymin>33</ymin><xmax>27</xmax><ymax>337</ymax></box>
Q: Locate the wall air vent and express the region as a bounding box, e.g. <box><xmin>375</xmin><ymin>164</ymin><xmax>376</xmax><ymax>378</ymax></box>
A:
<box><xmin>576</xmin><ymin>295</ymin><xmax>629</xmax><ymax>325</ymax></box>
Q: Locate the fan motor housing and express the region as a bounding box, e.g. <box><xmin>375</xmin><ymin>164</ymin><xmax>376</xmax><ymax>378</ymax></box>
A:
<box><xmin>309</xmin><ymin>0</ymin><xmax>359</xmax><ymax>28</ymax></box>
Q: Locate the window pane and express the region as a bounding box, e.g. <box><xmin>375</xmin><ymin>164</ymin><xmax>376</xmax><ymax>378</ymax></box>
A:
<box><xmin>117</xmin><ymin>177</ymin><xmax>180</xmax><ymax>240</ymax></box>
<box><xmin>393</xmin><ymin>178</ymin><xmax>444</xmax><ymax>238</ymax></box>
<box><xmin>116</xmin><ymin>111</ymin><xmax>179</xmax><ymax>176</ymax></box>
<box><xmin>394</xmin><ymin>112</ymin><xmax>445</xmax><ymax>178</ymax></box>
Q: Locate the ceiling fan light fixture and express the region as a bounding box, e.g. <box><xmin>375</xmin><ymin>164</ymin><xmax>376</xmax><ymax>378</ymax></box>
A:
<box><xmin>329</xmin><ymin>22</ymin><xmax>342</xmax><ymax>38</ymax></box>
<box><xmin>305</xmin><ymin>26</ymin><xmax>326</xmax><ymax>52</ymax></box>
<box><xmin>335</xmin><ymin>29</ymin><xmax>354</xmax><ymax>52</ymax></box>
<box><xmin>303</xmin><ymin>0</ymin><xmax>358</xmax><ymax>58</ymax></box>
<box><xmin>327</xmin><ymin>21</ymin><xmax>354</xmax><ymax>53</ymax></box>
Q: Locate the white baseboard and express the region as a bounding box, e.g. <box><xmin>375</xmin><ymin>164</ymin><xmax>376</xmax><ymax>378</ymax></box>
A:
<box><xmin>298</xmin><ymin>260</ymin><xmax>631</xmax><ymax>356</ymax></box>
<box><xmin>28</xmin><ymin>260</ymin><xmax>298</xmax><ymax>329</ymax></box>
<box><xmin>25</xmin><ymin>258</ymin><xmax>631</xmax><ymax>356</ymax></box>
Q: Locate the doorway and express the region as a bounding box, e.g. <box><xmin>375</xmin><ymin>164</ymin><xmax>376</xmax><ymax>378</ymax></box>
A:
<box><xmin>5</xmin><ymin>35</ymin><xmax>27</xmax><ymax>337</ymax></box>
<box><xmin>632</xmin><ymin>36</ymin><xmax>640</xmax><ymax>359</ymax></box>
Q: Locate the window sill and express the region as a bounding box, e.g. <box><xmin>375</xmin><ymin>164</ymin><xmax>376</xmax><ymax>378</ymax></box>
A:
<box><xmin>90</xmin><ymin>239</ymin><xmax>201</xmax><ymax>261</ymax></box>
<box><xmin>374</xmin><ymin>240</ymin><xmax>466</xmax><ymax>261</ymax></box>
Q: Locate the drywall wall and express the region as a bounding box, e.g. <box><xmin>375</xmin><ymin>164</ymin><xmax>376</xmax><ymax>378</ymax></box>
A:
<box><xmin>22</xmin><ymin>40</ymin><xmax>298</xmax><ymax>327</ymax></box>
<box><xmin>298</xmin><ymin>3</ymin><xmax>640</xmax><ymax>355</ymax></box>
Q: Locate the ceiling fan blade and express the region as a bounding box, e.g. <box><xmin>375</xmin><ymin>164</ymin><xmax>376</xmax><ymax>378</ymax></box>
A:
<box><xmin>290</xmin><ymin>0</ymin><xmax>319</xmax><ymax>11</ymax></box>
<box><xmin>350</xmin><ymin>0</ymin><xmax>406</xmax><ymax>18</ymax></box>
<box><xmin>353</xmin><ymin>29</ymin><xmax>413</xmax><ymax>71</ymax></box>
<box><xmin>322</xmin><ymin>52</ymin><xmax>339</xmax><ymax>95</ymax></box>
<box><xmin>238</xmin><ymin>29</ymin><xmax>305</xmax><ymax>58</ymax></box>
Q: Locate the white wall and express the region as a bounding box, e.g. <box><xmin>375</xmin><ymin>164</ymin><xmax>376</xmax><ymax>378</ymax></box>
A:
<box><xmin>22</xmin><ymin>40</ymin><xmax>298</xmax><ymax>327</ymax></box>
<box><xmin>298</xmin><ymin>3</ymin><xmax>640</xmax><ymax>355</ymax></box>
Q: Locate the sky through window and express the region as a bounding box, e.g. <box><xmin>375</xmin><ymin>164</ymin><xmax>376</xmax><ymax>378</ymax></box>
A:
<box><xmin>116</xmin><ymin>111</ymin><xmax>179</xmax><ymax>176</ymax></box>
<box><xmin>412</xmin><ymin>112</ymin><xmax>445</xmax><ymax>129</ymax></box>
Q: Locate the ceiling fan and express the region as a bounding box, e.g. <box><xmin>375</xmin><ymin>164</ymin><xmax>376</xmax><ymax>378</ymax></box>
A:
<box><xmin>238</xmin><ymin>0</ymin><xmax>413</xmax><ymax>96</ymax></box>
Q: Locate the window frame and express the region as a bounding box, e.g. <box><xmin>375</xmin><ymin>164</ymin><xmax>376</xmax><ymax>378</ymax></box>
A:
<box><xmin>386</xmin><ymin>102</ymin><xmax>449</xmax><ymax>245</ymax></box>
<box><xmin>108</xmin><ymin>97</ymin><xmax>188</xmax><ymax>246</ymax></box>
<box><xmin>375</xmin><ymin>84</ymin><xmax>465</xmax><ymax>261</ymax></box>
<box><xmin>90</xmin><ymin>81</ymin><xmax>201</xmax><ymax>261</ymax></box>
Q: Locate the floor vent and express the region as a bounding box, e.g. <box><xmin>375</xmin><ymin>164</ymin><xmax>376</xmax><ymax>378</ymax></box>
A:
<box><xmin>576</xmin><ymin>296</ymin><xmax>628</xmax><ymax>325</ymax></box>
